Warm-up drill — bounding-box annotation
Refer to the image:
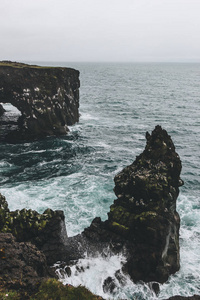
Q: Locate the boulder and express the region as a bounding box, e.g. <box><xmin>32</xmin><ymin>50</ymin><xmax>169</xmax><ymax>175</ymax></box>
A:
<box><xmin>0</xmin><ymin>61</ymin><xmax>80</xmax><ymax>140</ymax></box>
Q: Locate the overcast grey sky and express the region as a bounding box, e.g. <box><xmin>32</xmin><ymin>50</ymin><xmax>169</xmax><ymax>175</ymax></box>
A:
<box><xmin>1</xmin><ymin>0</ymin><xmax>200</xmax><ymax>62</ymax></box>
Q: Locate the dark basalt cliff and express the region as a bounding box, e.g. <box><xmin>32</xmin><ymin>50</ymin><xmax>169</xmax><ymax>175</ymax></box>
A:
<box><xmin>0</xmin><ymin>61</ymin><xmax>80</xmax><ymax>140</ymax></box>
<box><xmin>78</xmin><ymin>125</ymin><xmax>184</xmax><ymax>283</ymax></box>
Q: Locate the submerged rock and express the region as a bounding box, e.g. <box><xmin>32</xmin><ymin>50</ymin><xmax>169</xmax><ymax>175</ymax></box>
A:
<box><xmin>103</xmin><ymin>276</ymin><xmax>117</xmax><ymax>294</ymax></box>
<box><xmin>81</xmin><ymin>125</ymin><xmax>184</xmax><ymax>283</ymax></box>
<box><xmin>0</xmin><ymin>61</ymin><xmax>80</xmax><ymax>140</ymax></box>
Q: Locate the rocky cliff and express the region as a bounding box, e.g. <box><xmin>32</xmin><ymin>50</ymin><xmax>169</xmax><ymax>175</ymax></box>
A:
<box><xmin>0</xmin><ymin>61</ymin><xmax>80</xmax><ymax>140</ymax></box>
<box><xmin>78</xmin><ymin>125</ymin><xmax>184</xmax><ymax>283</ymax></box>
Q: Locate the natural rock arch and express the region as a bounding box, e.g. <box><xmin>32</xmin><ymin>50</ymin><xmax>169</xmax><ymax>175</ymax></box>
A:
<box><xmin>0</xmin><ymin>61</ymin><xmax>80</xmax><ymax>140</ymax></box>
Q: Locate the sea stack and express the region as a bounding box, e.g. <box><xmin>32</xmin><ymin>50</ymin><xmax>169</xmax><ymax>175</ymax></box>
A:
<box><xmin>0</xmin><ymin>61</ymin><xmax>80</xmax><ymax>140</ymax></box>
<box><xmin>83</xmin><ymin>125</ymin><xmax>184</xmax><ymax>283</ymax></box>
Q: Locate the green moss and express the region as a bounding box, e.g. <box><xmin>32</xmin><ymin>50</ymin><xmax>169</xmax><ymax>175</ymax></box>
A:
<box><xmin>0</xmin><ymin>279</ymin><xmax>104</xmax><ymax>300</ymax></box>
<box><xmin>0</xmin><ymin>290</ymin><xmax>21</xmax><ymax>300</ymax></box>
<box><xmin>34</xmin><ymin>279</ymin><xmax>103</xmax><ymax>300</ymax></box>
<box><xmin>109</xmin><ymin>205</ymin><xmax>128</xmax><ymax>223</ymax></box>
<box><xmin>111</xmin><ymin>221</ymin><xmax>129</xmax><ymax>235</ymax></box>
<box><xmin>0</xmin><ymin>198</ymin><xmax>53</xmax><ymax>241</ymax></box>
<box><xmin>137</xmin><ymin>211</ymin><xmax>158</xmax><ymax>222</ymax></box>
<box><xmin>0</xmin><ymin>61</ymin><xmax>63</xmax><ymax>70</ymax></box>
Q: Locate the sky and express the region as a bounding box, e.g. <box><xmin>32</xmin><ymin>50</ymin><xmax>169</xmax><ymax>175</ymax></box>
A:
<box><xmin>0</xmin><ymin>0</ymin><xmax>200</xmax><ymax>62</ymax></box>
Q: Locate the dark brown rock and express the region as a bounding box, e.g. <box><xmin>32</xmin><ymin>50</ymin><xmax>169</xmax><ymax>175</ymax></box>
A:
<box><xmin>0</xmin><ymin>61</ymin><xmax>80</xmax><ymax>140</ymax></box>
<box><xmin>0</xmin><ymin>233</ymin><xmax>48</xmax><ymax>293</ymax></box>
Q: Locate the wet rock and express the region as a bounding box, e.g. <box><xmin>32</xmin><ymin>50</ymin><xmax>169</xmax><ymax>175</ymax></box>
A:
<box><xmin>0</xmin><ymin>61</ymin><xmax>80</xmax><ymax>140</ymax></box>
<box><xmin>103</xmin><ymin>276</ymin><xmax>117</xmax><ymax>294</ymax></box>
<box><xmin>151</xmin><ymin>282</ymin><xmax>160</xmax><ymax>295</ymax></box>
<box><xmin>65</xmin><ymin>266</ymin><xmax>72</xmax><ymax>277</ymax></box>
<box><xmin>82</xmin><ymin>125</ymin><xmax>183</xmax><ymax>284</ymax></box>
<box><xmin>0</xmin><ymin>194</ymin><xmax>68</xmax><ymax>265</ymax></box>
<box><xmin>115</xmin><ymin>269</ymin><xmax>127</xmax><ymax>286</ymax></box>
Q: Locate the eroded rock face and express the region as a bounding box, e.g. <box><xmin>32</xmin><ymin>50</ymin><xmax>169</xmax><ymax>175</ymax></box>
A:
<box><xmin>83</xmin><ymin>125</ymin><xmax>183</xmax><ymax>283</ymax></box>
<box><xmin>0</xmin><ymin>233</ymin><xmax>48</xmax><ymax>293</ymax></box>
<box><xmin>0</xmin><ymin>61</ymin><xmax>80</xmax><ymax>140</ymax></box>
<box><xmin>0</xmin><ymin>193</ymin><xmax>68</xmax><ymax>264</ymax></box>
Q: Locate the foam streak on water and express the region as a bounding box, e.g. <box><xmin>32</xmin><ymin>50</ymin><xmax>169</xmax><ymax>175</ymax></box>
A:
<box><xmin>0</xmin><ymin>63</ymin><xmax>200</xmax><ymax>299</ymax></box>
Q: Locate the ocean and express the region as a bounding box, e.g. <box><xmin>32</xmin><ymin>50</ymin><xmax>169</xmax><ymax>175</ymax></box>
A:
<box><xmin>0</xmin><ymin>62</ymin><xmax>199</xmax><ymax>299</ymax></box>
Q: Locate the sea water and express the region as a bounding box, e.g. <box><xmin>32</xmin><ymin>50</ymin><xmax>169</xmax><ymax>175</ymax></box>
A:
<box><xmin>0</xmin><ymin>62</ymin><xmax>199</xmax><ymax>299</ymax></box>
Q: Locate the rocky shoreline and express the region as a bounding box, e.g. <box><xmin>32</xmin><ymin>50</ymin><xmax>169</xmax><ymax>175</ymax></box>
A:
<box><xmin>1</xmin><ymin>125</ymin><xmax>199</xmax><ymax>299</ymax></box>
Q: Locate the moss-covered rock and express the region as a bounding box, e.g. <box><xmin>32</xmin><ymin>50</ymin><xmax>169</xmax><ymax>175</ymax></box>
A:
<box><xmin>0</xmin><ymin>195</ymin><xmax>68</xmax><ymax>264</ymax></box>
<box><xmin>110</xmin><ymin>126</ymin><xmax>183</xmax><ymax>282</ymax></box>
<box><xmin>34</xmin><ymin>279</ymin><xmax>104</xmax><ymax>300</ymax></box>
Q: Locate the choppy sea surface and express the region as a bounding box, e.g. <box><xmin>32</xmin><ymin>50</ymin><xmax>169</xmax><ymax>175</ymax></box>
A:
<box><xmin>0</xmin><ymin>62</ymin><xmax>199</xmax><ymax>299</ymax></box>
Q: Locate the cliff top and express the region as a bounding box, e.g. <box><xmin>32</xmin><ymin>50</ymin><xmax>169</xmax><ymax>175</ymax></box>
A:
<box><xmin>0</xmin><ymin>60</ymin><xmax>72</xmax><ymax>71</ymax></box>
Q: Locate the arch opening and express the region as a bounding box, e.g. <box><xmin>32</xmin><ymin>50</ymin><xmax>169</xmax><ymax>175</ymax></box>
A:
<box><xmin>0</xmin><ymin>103</ymin><xmax>22</xmax><ymax>141</ymax></box>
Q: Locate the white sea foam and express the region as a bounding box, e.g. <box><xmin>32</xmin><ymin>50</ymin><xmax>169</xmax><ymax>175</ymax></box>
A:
<box><xmin>23</xmin><ymin>149</ymin><xmax>47</xmax><ymax>154</ymax></box>
<box><xmin>0</xmin><ymin>161</ymin><xmax>12</xmax><ymax>168</ymax></box>
<box><xmin>80</xmin><ymin>112</ymin><xmax>99</xmax><ymax>121</ymax></box>
<box><xmin>1</xmin><ymin>103</ymin><xmax>20</xmax><ymax>113</ymax></box>
<box><xmin>57</xmin><ymin>253</ymin><xmax>157</xmax><ymax>300</ymax></box>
